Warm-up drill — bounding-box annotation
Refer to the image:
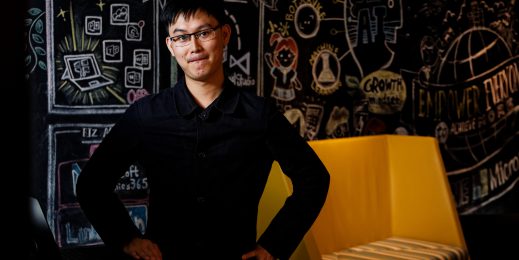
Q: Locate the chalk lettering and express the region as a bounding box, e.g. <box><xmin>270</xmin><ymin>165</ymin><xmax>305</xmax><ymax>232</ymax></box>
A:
<box><xmin>417</xmin><ymin>85</ymin><xmax>481</xmax><ymax>121</ymax></box>
<box><xmin>483</xmin><ymin>62</ymin><xmax>519</xmax><ymax>110</ymax></box>
<box><xmin>490</xmin><ymin>152</ymin><xmax>519</xmax><ymax>191</ymax></box>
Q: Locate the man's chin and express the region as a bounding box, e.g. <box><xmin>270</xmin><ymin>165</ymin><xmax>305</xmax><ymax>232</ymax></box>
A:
<box><xmin>187</xmin><ymin>71</ymin><xmax>210</xmax><ymax>81</ymax></box>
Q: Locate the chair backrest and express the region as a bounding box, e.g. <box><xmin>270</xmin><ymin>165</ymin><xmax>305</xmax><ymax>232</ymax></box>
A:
<box><xmin>306</xmin><ymin>135</ymin><xmax>392</xmax><ymax>255</ymax></box>
<box><xmin>258</xmin><ymin>135</ymin><xmax>468</xmax><ymax>260</ymax></box>
<box><xmin>306</xmin><ymin>135</ymin><xmax>467</xmax><ymax>255</ymax></box>
<box><xmin>28</xmin><ymin>196</ymin><xmax>64</xmax><ymax>260</ymax></box>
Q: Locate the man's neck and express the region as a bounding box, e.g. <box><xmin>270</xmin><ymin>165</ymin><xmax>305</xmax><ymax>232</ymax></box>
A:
<box><xmin>185</xmin><ymin>75</ymin><xmax>224</xmax><ymax>109</ymax></box>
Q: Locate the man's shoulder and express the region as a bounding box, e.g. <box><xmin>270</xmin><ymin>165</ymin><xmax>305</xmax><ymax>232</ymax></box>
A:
<box><xmin>235</xmin><ymin>87</ymin><xmax>273</xmax><ymax>110</ymax></box>
<box><xmin>139</xmin><ymin>87</ymin><xmax>175</xmax><ymax>105</ymax></box>
<box><xmin>237</xmin><ymin>87</ymin><xmax>263</xmax><ymax>100</ymax></box>
<box><xmin>126</xmin><ymin>87</ymin><xmax>176</xmax><ymax>117</ymax></box>
<box><xmin>224</xmin><ymin>84</ymin><xmax>264</xmax><ymax>102</ymax></box>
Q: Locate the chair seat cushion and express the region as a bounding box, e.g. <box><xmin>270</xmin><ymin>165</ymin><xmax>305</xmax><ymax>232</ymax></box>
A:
<box><xmin>321</xmin><ymin>237</ymin><xmax>468</xmax><ymax>260</ymax></box>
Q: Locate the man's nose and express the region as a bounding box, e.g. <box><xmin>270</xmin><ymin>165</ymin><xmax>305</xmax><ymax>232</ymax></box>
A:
<box><xmin>189</xmin><ymin>35</ymin><xmax>202</xmax><ymax>50</ymax></box>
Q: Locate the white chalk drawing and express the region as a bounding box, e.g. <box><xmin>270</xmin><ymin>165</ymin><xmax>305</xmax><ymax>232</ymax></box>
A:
<box><xmin>133</xmin><ymin>49</ymin><xmax>151</xmax><ymax>70</ymax></box>
<box><xmin>126</xmin><ymin>20</ymin><xmax>145</xmax><ymax>42</ymax></box>
<box><xmin>61</xmin><ymin>54</ymin><xmax>114</xmax><ymax>91</ymax></box>
<box><xmin>125</xmin><ymin>66</ymin><xmax>144</xmax><ymax>89</ymax></box>
<box><xmin>110</xmin><ymin>3</ymin><xmax>129</xmax><ymax>25</ymax></box>
<box><xmin>103</xmin><ymin>39</ymin><xmax>123</xmax><ymax>63</ymax></box>
<box><xmin>47</xmin><ymin>0</ymin><xmax>158</xmax><ymax>114</ymax></box>
<box><xmin>85</xmin><ymin>16</ymin><xmax>102</xmax><ymax>35</ymax></box>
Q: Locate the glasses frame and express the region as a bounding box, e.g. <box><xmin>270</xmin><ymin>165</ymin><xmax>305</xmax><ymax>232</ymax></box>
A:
<box><xmin>167</xmin><ymin>25</ymin><xmax>222</xmax><ymax>47</ymax></box>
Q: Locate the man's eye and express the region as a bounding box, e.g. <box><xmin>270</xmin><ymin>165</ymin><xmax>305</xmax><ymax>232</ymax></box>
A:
<box><xmin>175</xmin><ymin>35</ymin><xmax>190</xmax><ymax>42</ymax></box>
<box><xmin>198</xmin><ymin>31</ymin><xmax>210</xmax><ymax>38</ymax></box>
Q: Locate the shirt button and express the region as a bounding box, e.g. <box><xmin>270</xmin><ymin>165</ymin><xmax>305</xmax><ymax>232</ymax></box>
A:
<box><xmin>198</xmin><ymin>152</ymin><xmax>206</xmax><ymax>159</ymax></box>
<box><xmin>199</xmin><ymin>112</ymin><xmax>208</xmax><ymax>120</ymax></box>
<box><xmin>197</xmin><ymin>196</ymin><xmax>206</xmax><ymax>203</ymax></box>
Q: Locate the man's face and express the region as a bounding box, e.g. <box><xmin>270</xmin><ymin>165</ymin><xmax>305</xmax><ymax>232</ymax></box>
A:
<box><xmin>166</xmin><ymin>10</ymin><xmax>230</xmax><ymax>83</ymax></box>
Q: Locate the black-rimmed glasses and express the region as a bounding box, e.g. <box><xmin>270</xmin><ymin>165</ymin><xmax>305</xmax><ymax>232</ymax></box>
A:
<box><xmin>167</xmin><ymin>25</ymin><xmax>221</xmax><ymax>47</ymax></box>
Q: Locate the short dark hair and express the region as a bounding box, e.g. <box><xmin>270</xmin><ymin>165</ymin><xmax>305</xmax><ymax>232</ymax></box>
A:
<box><xmin>160</xmin><ymin>0</ymin><xmax>227</xmax><ymax>31</ymax></box>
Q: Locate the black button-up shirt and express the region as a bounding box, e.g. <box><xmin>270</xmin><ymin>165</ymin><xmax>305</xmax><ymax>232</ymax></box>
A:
<box><xmin>76</xmin><ymin>79</ymin><xmax>329</xmax><ymax>259</ymax></box>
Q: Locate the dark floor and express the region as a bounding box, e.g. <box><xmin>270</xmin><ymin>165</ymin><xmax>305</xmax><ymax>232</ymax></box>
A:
<box><xmin>460</xmin><ymin>214</ymin><xmax>519</xmax><ymax>260</ymax></box>
<box><xmin>54</xmin><ymin>216</ymin><xmax>519</xmax><ymax>260</ymax></box>
<box><xmin>51</xmin><ymin>215</ymin><xmax>519</xmax><ymax>260</ymax></box>
<box><xmin>60</xmin><ymin>245</ymin><xmax>132</xmax><ymax>260</ymax></box>
<box><xmin>26</xmin><ymin>201</ymin><xmax>519</xmax><ymax>260</ymax></box>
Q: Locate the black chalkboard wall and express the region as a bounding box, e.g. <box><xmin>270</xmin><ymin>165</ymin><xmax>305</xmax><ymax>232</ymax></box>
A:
<box><xmin>26</xmin><ymin>0</ymin><xmax>519</xmax><ymax>251</ymax></box>
<box><xmin>27</xmin><ymin>0</ymin><xmax>165</xmax><ymax>248</ymax></box>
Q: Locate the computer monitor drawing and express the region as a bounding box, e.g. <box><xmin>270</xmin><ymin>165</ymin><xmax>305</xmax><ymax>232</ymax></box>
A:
<box><xmin>61</xmin><ymin>53</ymin><xmax>114</xmax><ymax>91</ymax></box>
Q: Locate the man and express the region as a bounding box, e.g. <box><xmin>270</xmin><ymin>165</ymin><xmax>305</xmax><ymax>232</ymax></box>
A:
<box><xmin>76</xmin><ymin>1</ymin><xmax>329</xmax><ymax>259</ymax></box>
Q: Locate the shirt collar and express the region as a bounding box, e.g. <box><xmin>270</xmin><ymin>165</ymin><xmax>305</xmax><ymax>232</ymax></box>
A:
<box><xmin>173</xmin><ymin>79</ymin><xmax>197</xmax><ymax>117</ymax></box>
<box><xmin>173</xmin><ymin>78</ymin><xmax>239</xmax><ymax>117</ymax></box>
<box><xmin>214</xmin><ymin>79</ymin><xmax>239</xmax><ymax>115</ymax></box>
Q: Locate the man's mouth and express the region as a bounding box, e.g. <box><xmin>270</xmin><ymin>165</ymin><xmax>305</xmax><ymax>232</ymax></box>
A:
<box><xmin>187</xmin><ymin>55</ymin><xmax>208</xmax><ymax>63</ymax></box>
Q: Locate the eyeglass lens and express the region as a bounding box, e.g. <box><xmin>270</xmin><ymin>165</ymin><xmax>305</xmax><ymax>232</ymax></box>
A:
<box><xmin>170</xmin><ymin>26</ymin><xmax>220</xmax><ymax>47</ymax></box>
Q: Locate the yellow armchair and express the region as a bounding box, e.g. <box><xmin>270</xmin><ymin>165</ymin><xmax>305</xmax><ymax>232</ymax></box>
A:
<box><xmin>258</xmin><ymin>135</ymin><xmax>468</xmax><ymax>259</ymax></box>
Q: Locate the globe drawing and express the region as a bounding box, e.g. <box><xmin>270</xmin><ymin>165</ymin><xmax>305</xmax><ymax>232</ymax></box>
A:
<box><xmin>432</xmin><ymin>27</ymin><xmax>518</xmax><ymax>170</ymax></box>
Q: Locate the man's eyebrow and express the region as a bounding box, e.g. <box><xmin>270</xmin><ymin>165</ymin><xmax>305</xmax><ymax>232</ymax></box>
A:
<box><xmin>172</xmin><ymin>24</ymin><xmax>214</xmax><ymax>34</ymax></box>
<box><xmin>172</xmin><ymin>28</ymin><xmax>187</xmax><ymax>34</ymax></box>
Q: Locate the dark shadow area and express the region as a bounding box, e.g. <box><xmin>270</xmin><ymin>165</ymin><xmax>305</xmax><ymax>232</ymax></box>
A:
<box><xmin>459</xmin><ymin>169</ymin><xmax>519</xmax><ymax>260</ymax></box>
<box><xmin>461</xmin><ymin>214</ymin><xmax>519</xmax><ymax>260</ymax></box>
<box><xmin>60</xmin><ymin>245</ymin><xmax>133</xmax><ymax>260</ymax></box>
<box><xmin>7</xmin><ymin>1</ymin><xmax>31</xmax><ymax>258</ymax></box>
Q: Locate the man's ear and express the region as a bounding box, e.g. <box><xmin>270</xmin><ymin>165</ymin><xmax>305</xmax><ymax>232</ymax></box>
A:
<box><xmin>222</xmin><ymin>24</ymin><xmax>231</xmax><ymax>45</ymax></box>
